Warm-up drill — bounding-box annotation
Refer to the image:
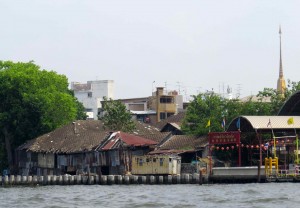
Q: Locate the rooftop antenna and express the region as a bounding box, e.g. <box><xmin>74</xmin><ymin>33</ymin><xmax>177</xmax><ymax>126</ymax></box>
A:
<box><xmin>152</xmin><ymin>81</ymin><xmax>155</xmax><ymax>94</ymax></box>
<box><xmin>176</xmin><ymin>81</ymin><xmax>181</xmax><ymax>94</ymax></box>
<box><xmin>164</xmin><ymin>81</ymin><xmax>167</xmax><ymax>94</ymax></box>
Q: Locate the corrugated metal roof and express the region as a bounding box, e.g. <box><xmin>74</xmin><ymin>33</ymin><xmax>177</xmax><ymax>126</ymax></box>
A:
<box><xmin>243</xmin><ymin>116</ymin><xmax>300</xmax><ymax>129</ymax></box>
<box><xmin>228</xmin><ymin>116</ymin><xmax>300</xmax><ymax>131</ymax></box>
<box><xmin>130</xmin><ymin>110</ymin><xmax>156</xmax><ymax>115</ymax></box>
<box><xmin>101</xmin><ymin>131</ymin><xmax>158</xmax><ymax>150</ymax></box>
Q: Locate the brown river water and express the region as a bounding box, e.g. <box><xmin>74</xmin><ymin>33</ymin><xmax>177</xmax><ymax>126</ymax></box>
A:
<box><xmin>0</xmin><ymin>183</ymin><xmax>298</xmax><ymax>208</ymax></box>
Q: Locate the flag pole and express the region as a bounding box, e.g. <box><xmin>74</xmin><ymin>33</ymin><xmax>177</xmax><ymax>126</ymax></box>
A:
<box><xmin>269</xmin><ymin>119</ymin><xmax>276</xmax><ymax>158</ymax></box>
<box><xmin>293</xmin><ymin>123</ymin><xmax>298</xmax><ymax>164</ymax></box>
<box><xmin>273</xmin><ymin>133</ymin><xmax>276</xmax><ymax>158</ymax></box>
<box><xmin>288</xmin><ymin>117</ymin><xmax>298</xmax><ymax>164</ymax></box>
<box><xmin>296</xmin><ymin>134</ymin><xmax>299</xmax><ymax>164</ymax></box>
<box><xmin>267</xmin><ymin>118</ymin><xmax>276</xmax><ymax>157</ymax></box>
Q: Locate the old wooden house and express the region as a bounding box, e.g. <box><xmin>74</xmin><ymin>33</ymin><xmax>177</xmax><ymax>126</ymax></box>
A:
<box><xmin>95</xmin><ymin>131</ymin><xmax>158</xmax><ymax>175</ymax></box>
<box><xmin>16</xmin><ymin>120</ymin><xmax>165</xmax><ymax>176</ymax></box>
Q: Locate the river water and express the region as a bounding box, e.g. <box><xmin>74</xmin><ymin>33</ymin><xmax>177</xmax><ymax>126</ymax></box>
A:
<box><xmin>0</xmin><ymin>183</ymin><xmax>298</xmax><ymax>208</ymax></box>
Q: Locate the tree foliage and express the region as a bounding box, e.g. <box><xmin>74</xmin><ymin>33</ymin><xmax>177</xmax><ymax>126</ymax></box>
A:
<box><xmin>257</xmin><ymin>80</ymin><xmax>300</xmax><ymax>114</ymax></box>
<box><xmin>100</xmin><ymin>97</ymin><xmax>135</xmax><ymax>132</ymax></box>
<box><xmin>0</xmin><ymin>61</ymin><xmax>85</xmax><ymax>172</ymax></box>
<box><xmin>181</xmin><ymin>83</ymin><xmax>300</xmax><ymax>136</ymax></box>
<box><xmin>256</xmin><ymin>88</ymin><xmax>285</xmax><ymax>115</ymax></box>
<box><xmin>181</xmin><ymin>92</ymin><xmax>226</xmax><ymax>135</ymax></box>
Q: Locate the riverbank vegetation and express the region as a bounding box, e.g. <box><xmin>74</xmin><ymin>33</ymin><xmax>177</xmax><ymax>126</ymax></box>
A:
<box><xmin>0</xmin><ymin>61</ymin><xmax>86</xmax><ymax>173</ymax></box>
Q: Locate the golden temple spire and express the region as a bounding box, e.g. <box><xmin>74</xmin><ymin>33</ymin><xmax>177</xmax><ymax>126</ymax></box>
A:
<box><xmin>277</xmin><ymin>25</ymin><xmax>286</xmax><ymax>97</ymax></box>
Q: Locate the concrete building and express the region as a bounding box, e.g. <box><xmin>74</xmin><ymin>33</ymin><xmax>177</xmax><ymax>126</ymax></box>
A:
<box><xmin>71</xmin><ymin>80</ymin><xmax>114</xmax><ymax>120</ymax></box>
<box><xmin>118</xmin><ymin>87</ymin><xmax>183</xmax><ymax>124</ymax></box>
<box><xmin>149</xmin><ymin>87</ymin><xmax>180</xmax><ymax>123</ymax></box>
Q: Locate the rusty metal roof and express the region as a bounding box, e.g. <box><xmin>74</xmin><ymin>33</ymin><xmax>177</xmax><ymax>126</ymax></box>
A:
<box><xmin>100</xmin><ymin>131</ymin><xmax>158</xmax><ymax>150</ymax></box>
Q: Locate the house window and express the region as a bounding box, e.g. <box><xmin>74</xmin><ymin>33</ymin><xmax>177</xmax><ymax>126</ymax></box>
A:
<box><xmin>160</xmin><ymin>97</ymin><xmax>173</xmax><ymax>103</ymax></box>
<box><xmin>160</xmin><ymin>112</ymin><xmax>166</xmax><ymax>120</ymax></box>
<box><xmin>153</xmin><ymin>158</ymin><xmax>157</xmax><ymax>163</ymax></box>
<box><xmin>88</xmin><ymin>92</ymin><xmax>92</xmax><ymax>97</ymax></box>
<box><xmin>139</xmin><ymin>158</ymin><xmax>143</xmax><ymax>166</ymax></box>
<box><xmin>160</xmin><ymin>158</ymin><xmax>164</xmax><ymax>166</ymax></box>
<box><xmin>146</xmin><ymin>158</ymin><xmax>150</xmax><ymax>163</ymax></box>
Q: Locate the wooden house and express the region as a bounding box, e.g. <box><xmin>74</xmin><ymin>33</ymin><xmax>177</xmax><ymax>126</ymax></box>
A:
<box><xmin>16</xmin><ymin>120</ymin><xmax>165</xmax><ymax>176</ymax></box>
<box><xmin>95</xmin><ymin>131</ymin><xmax>158</xmax><ymax>175</ymax></box>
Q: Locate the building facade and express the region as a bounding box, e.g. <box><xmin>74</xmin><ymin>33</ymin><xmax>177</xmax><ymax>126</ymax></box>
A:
<box><xmin>118</xmin><ymin>87</ymin><xmax>183</xmax><ymax>124</ymax></box>
<box><xmin>71</xmin><ymin>80</ymin><xmax>114</xmax><ymax>120</ymax></box>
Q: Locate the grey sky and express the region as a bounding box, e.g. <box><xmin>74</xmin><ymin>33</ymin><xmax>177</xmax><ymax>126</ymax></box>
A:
<box><xmin>1</xmin><ymin>0</ymin><xmax>300</xmax><ymax>100</ymax></box>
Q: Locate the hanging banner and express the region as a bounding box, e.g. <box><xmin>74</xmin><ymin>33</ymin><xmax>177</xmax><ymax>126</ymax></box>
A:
<box><xmin>209</xmin><ymin>131</ymin><xmax>240</xmax><ymax>145</ymax></box>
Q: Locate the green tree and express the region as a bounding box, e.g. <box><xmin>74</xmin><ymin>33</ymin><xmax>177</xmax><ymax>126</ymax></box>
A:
<box><xmin>240</xmin><ymin>97</ymin><xmax>273</xmax><ymax>116</ymax></box>
<box><xmin>0</xmin><ymin>61</ymin><xmax>84</xmax><ymax>172</ymax></box>
<box><xmin>256</xmin><ymin>80</ymin><xmax>300</xmax><ymax>115</ymax></box>
<box><xmin>181</xmin><ymin>92</ymin><xmax>226</xmax><ymax>135</ymax></box>
<box><xmin>182</xmin><ymin>92</ymin><xmax>275</xmax><ymax>136</ymax></box>
<box><xmin>100</xmin><ymin>97</ymin><xmax>135</xmax><ymax>132</ymax></box>
<box><xmin>285</xmin><ymin>79</ymin><xmax>300</xmax><ymax>98</ymax></box>
<box><xmin>257</xmin><ymin>88</ymin><xmax>285</xmax><ymax>115</ymax></box>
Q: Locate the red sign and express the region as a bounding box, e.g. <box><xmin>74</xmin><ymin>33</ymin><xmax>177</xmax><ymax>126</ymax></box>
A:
<box><xmin>209</xmin><ymin>131</ymin><xmax>240</xmax><ymax>145</ymax></box>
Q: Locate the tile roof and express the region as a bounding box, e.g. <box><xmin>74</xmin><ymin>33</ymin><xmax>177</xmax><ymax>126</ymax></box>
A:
<box><xmin>18</xmin><ymin>120</ymin><xmax>169</xmax><ymax>154</ymax></box>
<box><xmin>240</xmin><ymin>95</ymin><xmax>271</xmax><ymax>102</ymax></box>
<box><xmin>148</xmin><ymin>149</ymin><xmax>190</xmax><ymax>155</ymax></box>
<box><xmin>157</xmin><ymin>135</ymin><xmax>208</xmax><ymax>150</ymax></box>
<box><xmin>132</xmin><ymin>121</ymin><xmax>168</xmax><ymax>143</ymax></box>
<box><xmin>20</xmin><ymin>120</ymin><xmax>108</xmax><ymax>153</ymax></box>
<box><xmin>155</xmin><ymin>111</ymin><xmax>186</xmax><ymax>130</ymax></box>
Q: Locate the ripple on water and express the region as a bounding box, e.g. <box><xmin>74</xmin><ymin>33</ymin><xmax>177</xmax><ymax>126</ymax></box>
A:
<box><xmin>1</xmin><ymin>183</ymin><xmax>300</xmax><ymax>208</ymax></box>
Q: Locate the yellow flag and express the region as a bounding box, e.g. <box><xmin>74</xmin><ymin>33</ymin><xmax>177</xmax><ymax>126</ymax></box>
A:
<box><xmin>287</xmin><ymin>117</ymin><xmax>294</xmax><ymax>125</ymax></box>
<box><xmin>206</xmin><ymin>120</ymin><xmax>211</xmax><ymax>128</ymax></box>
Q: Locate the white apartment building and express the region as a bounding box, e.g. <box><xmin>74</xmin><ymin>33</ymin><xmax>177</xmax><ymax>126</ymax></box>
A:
<box><xmin>71</xmin><ymin>80</ymin><xmax>114</xmax><ymax>120</ymax></box>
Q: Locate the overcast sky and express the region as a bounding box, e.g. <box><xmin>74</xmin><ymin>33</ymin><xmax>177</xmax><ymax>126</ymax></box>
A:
<box><xmin>1</xmin><ymin>1</ymin><xmax>300</xmax><ymax>100</ymax></box>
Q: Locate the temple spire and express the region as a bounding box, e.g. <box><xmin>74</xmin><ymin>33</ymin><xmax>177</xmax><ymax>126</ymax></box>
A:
<box><xmin>277</xmin><ymin>25</ymin><xmax>286</xmax><ymax>97</ymax></box>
